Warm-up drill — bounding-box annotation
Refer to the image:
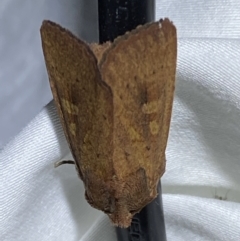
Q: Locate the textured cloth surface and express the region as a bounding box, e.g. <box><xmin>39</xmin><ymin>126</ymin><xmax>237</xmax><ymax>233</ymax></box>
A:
<box><xmin>1</xmin><ymin>0</ymin><xmax>240</xmax><ymax>241</ymax></box>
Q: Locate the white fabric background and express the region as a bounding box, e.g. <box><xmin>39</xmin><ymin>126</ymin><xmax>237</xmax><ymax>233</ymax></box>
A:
<box><xmin>1</xmin><ymin>0</ymin><xmax>240</xmax><ymax>240</ymax></box>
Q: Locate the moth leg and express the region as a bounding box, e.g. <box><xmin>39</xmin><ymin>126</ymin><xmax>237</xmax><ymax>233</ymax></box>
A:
<box><xmin>54</xmin><ymin>159</ymin><xmax>84</xmax><ymax>181</ymax></box>
<box><xmin>54</xmin><ymin>160</ymin><xmax>75</xmax><ymax>168</ymax></box>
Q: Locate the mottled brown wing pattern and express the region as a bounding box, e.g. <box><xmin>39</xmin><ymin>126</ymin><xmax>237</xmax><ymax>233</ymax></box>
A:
<box><xmin>40</xmin><ymin>21</ymin><xmax>114</xmax><ymax>181</ymax></box>
<box><xmin>100</xmin><ymin>19</ymin><xmax>177</xmax><ymax>197</ymax></box>
<box><xmin>40</xmin><ymin>18</ymin><xmax>177</xmax><ymax>228</ymax></box>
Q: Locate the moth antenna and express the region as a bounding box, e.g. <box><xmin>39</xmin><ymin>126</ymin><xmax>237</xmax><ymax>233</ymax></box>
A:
<box><xmin>54</xmin><ymin>160</ymin><xmax>75</xmax><ymax>168</ymax></box>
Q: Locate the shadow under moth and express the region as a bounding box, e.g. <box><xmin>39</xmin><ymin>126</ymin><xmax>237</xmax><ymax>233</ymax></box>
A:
<box><xmin>40</xmin><ymin>18</ymin><xmax>177</xmax><ymax>228</ymax></box>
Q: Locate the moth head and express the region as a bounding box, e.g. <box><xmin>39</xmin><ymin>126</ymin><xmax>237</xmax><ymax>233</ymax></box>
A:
<box><xmin>84</xmin><ymin>169</ymin><xmax>156</xmax><ymax>228</ymax></box>
<box><xmin>84</xmin><ymin>181</ymin><xmax>142</xmax><ymax>228</ymax></box>
<box><xmin>84</xmin><ymin>172</ymin><xmax>117</xmax><ymax>217</ymax></box>
<box><xmin>86</xmin><ymin>191</ymin><xmax>140</xmax><ymax>227</ymax></box>
<box><xmin>107</xmin><ymin>202</ymin><xmax>141</xmax><ymax>228</ymax></box>
<box><xmin>85</xmin><ymin>188</ymin><xmax>116</xmax><ymax>213</ymax></box>
<box><xmin>106</xmin><ymin>169</ymin><xmax>157</xmax><ymax>227</ymax></box>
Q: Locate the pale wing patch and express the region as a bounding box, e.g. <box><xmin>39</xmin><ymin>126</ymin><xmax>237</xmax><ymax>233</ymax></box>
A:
<box><xmin>142</xmin><ymin>100</ymin><xmax>161</xmax><ymax>114</ymax></box>
<box><xmin>69</xmin><ymin>123</ymin><xmax>77</xmax><ymax>136</ymax></box>
<box><xmin>62</xmin><ymin>99</ymin><xmax>79</xmax><ymax>115</ymax></box>
<box><xmin>128</xmin><ymin>127</ymin><xmax>141</xmax><ymax>141</ymax></box>
<box><xmin>149</xmin><ymin>120</ymin><xmax>159</xmax><ymax>135</ymax></box>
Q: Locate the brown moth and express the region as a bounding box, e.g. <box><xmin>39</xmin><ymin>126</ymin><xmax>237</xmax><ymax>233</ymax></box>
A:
<box><xmin>40</xmin><ymin>18</ymin><xmax>177</xmax><ymax>228</ymax></box>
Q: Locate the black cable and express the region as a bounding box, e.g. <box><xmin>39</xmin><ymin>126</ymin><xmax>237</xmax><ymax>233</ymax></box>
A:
<box><xmin>98</xmin><ymin>0</ymin><xmax>155</xmax><ymax>43</ymax></box>
<box><xmin>98</xmin><ymin>1</ymin><xmax>167</xmax><ymax>240</ymax></box>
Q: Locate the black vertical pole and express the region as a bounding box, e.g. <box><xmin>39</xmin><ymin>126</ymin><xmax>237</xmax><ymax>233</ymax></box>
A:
<box><xmin>98</xmin><ymin>0</ymin><xmax>155</xmax><ymax>43</ymax></box>
<box><xmin>98</xmin><ymin>1</ymin><xmax>167</xmax><ymax>241</ymax></box>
